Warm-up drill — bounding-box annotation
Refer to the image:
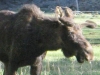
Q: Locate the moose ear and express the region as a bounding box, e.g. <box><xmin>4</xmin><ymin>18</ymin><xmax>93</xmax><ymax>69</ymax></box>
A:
<box><xmin>64</xmin><ymin>7</ymin><xmax>74</xmax><ymax>18</ymax></box>
<box><xmin>55</xmin><ymin>6</ymin><xmax>64</xmax><ymax>18</ymax></box>
<box><xmin>80</xmin><ymin>20</ymin><xmax>97</xmax><ymax>28</ymax></box>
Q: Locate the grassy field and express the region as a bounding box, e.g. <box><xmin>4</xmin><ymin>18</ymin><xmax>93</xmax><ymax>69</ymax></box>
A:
<box><xmin>0</xmin><ymin>14</ymin><xmax>100</xmax><ymax>75</ymax></box>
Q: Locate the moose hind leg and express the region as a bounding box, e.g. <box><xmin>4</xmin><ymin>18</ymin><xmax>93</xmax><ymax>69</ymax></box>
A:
<box><xmin>3</xmin><ymin>62</ymin><xmax>18</xmax><ymax>75</ymax></box>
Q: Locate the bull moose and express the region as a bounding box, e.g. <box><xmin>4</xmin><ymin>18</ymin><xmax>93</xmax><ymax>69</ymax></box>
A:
<box><xmin>0</xmin><ymin>4</ymin><xmax>97</xmax><ymax>75</ymax></box>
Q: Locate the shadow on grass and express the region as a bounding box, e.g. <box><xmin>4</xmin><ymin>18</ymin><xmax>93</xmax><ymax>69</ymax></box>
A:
<box><xmin>0</xmin><ymin>58</ymin><xmax>100</xmax><ymax>75</ymax></box>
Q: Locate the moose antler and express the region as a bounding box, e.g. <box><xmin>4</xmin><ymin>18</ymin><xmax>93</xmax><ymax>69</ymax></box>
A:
<box><xmin>64</xmin><ymin>7</ymin><xmax>74</xmax><ymax>18</ymax></box>
<box><xmin>55</xmin><ymin>6</ymin><xmax>74</xmax><ymax>26</ymax></box>
<box><xmin>55</xmin><ymin>6</ymin><xmax>64</xmax><ymax>18</ymax></box>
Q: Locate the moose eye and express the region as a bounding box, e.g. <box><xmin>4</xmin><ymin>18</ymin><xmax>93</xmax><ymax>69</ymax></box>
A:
<box><xmin>69</xmin><ymin>32</ymin><xmax>75</xmax><ymax>37</ymax></box>
<box><xmin>69</xmin><ymin>32</ymin><xmax>78</xmax><ymax>41</ymax></box>
<box><xmin>70</xmin><ymin>32</ymin><xmax>74</xmax><ymax>35</ymax></box>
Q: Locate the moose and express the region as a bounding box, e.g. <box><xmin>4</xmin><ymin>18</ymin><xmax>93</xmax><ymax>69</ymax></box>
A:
<box><xmin>0</xmin><ymin>4</ymin><xmax>97</xmax><ymax>75</ymax></box>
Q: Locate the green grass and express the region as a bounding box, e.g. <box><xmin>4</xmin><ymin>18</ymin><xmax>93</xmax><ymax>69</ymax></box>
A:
<box><xmin>0</xmin><ymin>14</ymin><xmax>100</xmax><ymax>75</ymax></box>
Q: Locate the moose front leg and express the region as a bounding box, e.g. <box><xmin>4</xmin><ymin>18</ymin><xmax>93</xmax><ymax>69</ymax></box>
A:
<box><xmin>30</xmin><ymin>52</ymin><xmax>47</xmax><ymax>75</ymax></box>
<box><xmin>30</xmin><ymin>56</ymin><xmax>42</xmax><ymax>75</ymax></box>
<box><xmin>3</xmin><ymin>63</ymin><xmax>8</xmax><ymax>75</ymax></box>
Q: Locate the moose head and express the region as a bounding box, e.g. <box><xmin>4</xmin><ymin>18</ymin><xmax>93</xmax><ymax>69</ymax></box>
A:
<box><xmin>55</xmin><ymin>6</ymin><xmax>96</xmax><ymax>63</ymax></box>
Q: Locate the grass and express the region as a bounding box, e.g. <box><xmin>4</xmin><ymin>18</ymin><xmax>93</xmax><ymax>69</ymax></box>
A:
<box><xmin>42</xmin><ymin>47</ymin><xmax>100</xmax><ymax>75</ymax></box>
<box><xmin>0</xmin><ymin>14</ymin><xmax>100</xmax><ymax>75</ymax></box>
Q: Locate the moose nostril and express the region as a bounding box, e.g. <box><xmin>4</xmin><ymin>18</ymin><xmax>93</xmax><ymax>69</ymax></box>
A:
<box><xmin>86</xmin><ymin>54</ymin><xmax>93</xmax><ymax>62</ymax></box>
<box><xmin>84</xmin><ymin>48</ymin><xmax>93</xmax><ymax>62</ymax></box>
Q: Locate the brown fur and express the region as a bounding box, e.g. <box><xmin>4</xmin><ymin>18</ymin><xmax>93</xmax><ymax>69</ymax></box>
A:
<box><xmin>0</xmin><ymin>4</ymin><xmax>97</xmax><ymax>75</ymax></box>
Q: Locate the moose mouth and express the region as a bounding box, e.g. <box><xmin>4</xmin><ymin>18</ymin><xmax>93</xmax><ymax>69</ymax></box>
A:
<box><xmin>76</xmin><ymin>54</ymin><xmax>86</xmax><ymax>63</ymax></box>
<box><xmin>62</xmin><ymin>45</ymin><xmax>93</xmax><ymax>63</ymax></box>
<box><xmin>75</xmin><ymin>50</ymin><xmax>93</xmax><ymax>63</ymax></box>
